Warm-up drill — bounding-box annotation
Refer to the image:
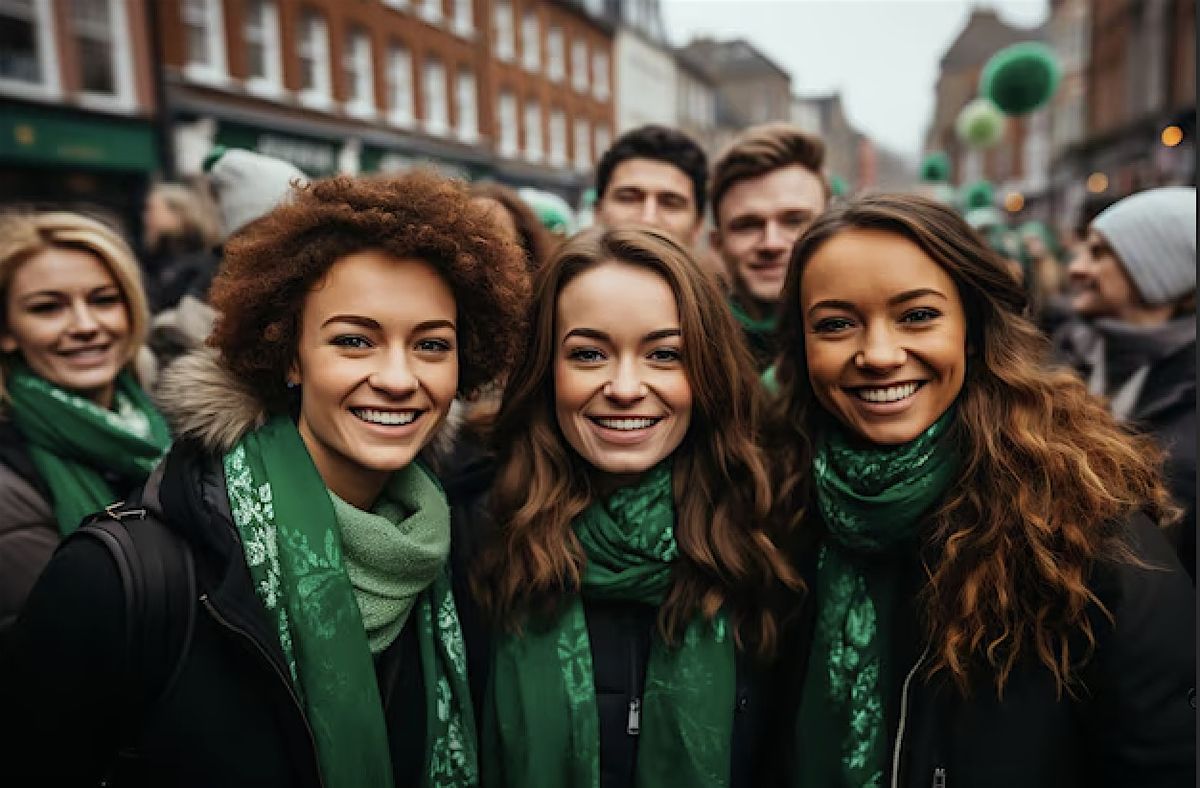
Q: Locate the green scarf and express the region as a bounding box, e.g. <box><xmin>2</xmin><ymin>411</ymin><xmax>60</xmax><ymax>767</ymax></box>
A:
<box><xmin>6</xmin><ymin>362</ymin><xmax>170</xmax><ymax>534</ymax></box>
<box><xmin>729</xmin><ymin>297</ymin><xmax>779</xmax><ymax>372</ymax></box>
<box><xmin>795</xmin><ymin>409</ymin><xmax>958</xmax><ymax>788</ymax></box>
<box><xmin>484</xmin><ymin>462</ymin><xmax>736</xmax><ymax>788</ymax></box>
<box><xmin>331</xmin><ymin>466</ymin><xmax>451</xmax><ymax>655</ymax></box>
<box><xmin>224</xmin><ymin>415</ymin><xmax>477</xmax><ymax>788</ymax></box>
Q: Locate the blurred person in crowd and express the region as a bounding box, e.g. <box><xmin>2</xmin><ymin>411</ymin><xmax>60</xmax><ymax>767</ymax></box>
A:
<box><xmin>594</xmin><ymin>124</ymin><xmax>708</xmax><ymax>248</ymax></box>
<box><xmin>709</xmin><ymin>123</ymin><xmax>829</xmax><ymax>372</ymax></box>
<box><xmin>0</xmin><ymin>171</ymin><xmax>530</xmax><ymax>787</ymax></box>
<box><xmin>469</xmin><ymin>181</ymin><xmax>557</xmax><ymax>275</ymax></box>
<box><xmin>474</xmin><ymin>226</ymin><xmax>795</xmax><ymax>787</ymax></box>
<box><xmin>146</xmin><ymin>147</ymin><xmax>307</xmax><ymax>377</ymax></box>
<box><xmin>0</xmin><ymin>211</ymin><xmax>169</xmax><ymax>645</ymax></box>
<box><xmin>1053</xmin><ymin>187</ymin><xmax>1196</xmax><ymax>580</ymax></box>
<box><xmin>140</xmin><ymin>182</ymin><xmax>222</xmax><ymax>313</ymax></box>
<box><xmin>764</xmin><ymin>194</ymin><xmax>1194</xmax><ymax>787</ymax></box>
<box><xmin>1016</xmin><ymin>220</ymin><xmax>1072</xmax><ymax>336</ymax></box>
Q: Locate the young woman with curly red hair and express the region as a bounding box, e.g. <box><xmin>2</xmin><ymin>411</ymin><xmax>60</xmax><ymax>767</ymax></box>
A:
<box><xmin>473</xmin><ymin>226</ymin><xmax>795</xmax><ymax>788</ymax></box>
<box><xmin>763</xmin><ymin>194</ymin><xmax>1194</xmax><ymax>788</ymax></box>
<box><xmin>0</xmin><ymin>171</ymin><xmax>529</xmax><ymax>788</ymax></box>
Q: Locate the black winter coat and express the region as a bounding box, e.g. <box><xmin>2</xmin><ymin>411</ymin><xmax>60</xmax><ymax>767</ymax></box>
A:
<box><xmin>764</xmin><ymin>511</ymin><xmax>1196</xmax><ymax>788</ymax></box>
<box><xmin>441</xmin><ymin>437</ymin><xmax>766</xmax><ymax>788</ymax></box>
<box><xmin>0</xmin><ymin>439</ymin><xmax>435</xmax><ymax>787</ymax></box>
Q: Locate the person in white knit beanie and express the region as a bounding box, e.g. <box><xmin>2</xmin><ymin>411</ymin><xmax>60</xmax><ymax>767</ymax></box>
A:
<box><xmin>1057</xmin><ymin>186</ymin><xmax>1196</xmax><ymax>580</ymax></box>
<box><xmin>204</xmin><ymin>146</ymin><xmax>308</xmax><ymax>240</ymax></box>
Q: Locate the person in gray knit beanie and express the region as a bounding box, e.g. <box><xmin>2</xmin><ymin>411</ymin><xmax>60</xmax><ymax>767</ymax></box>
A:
<box><xmin>1091</xmin><ymin>187</ymin><xmax>1196</xmax><ymax>306</ymax></box>
<box><xmin>1055</xmin><ymin>185</ymin><xmax>1197</xmax><ymax>580</ymax></box>
<box><xmin>204</xmin><ymin>146</ymin><xmax>308</xmax><ymax>241</ymax></box>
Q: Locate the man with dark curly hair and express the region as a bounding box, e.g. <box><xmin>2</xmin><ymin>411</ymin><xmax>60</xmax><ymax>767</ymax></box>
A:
<box><xmin>594</xmin><ymin>124</ymin><xmax>708</xmax><ymax>247</ymax></box>
<box><xmin>0</xmin><ymin>170</ymin><xmax>530</xmax><ymax>788</ymax></box>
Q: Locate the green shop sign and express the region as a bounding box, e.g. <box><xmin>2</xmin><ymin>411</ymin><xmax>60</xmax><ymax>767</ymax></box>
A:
<box><xmin>360</xmin><ymin>145</ymin><xmax>484</xmax><ymax>182</ymax></box>
<box><xmin>1</xmin><ymin>105</ymin><xmax>158</xmax><ymax>171</ymax></box>
<box><xmin>215</xmin><ymin>122</ymin><xmax>338</xmax><ymax>176</ymax></box>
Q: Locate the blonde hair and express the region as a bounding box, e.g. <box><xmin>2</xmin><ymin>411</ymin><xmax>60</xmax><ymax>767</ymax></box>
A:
<box><xmin>148</xmin><ymin>182</ymin><xmax>222</xmax><ymax>248</ymax></box>
<box><xmin>0</xmin><ymin>211</ymin><xmax>151</xmax><ymax>401</ymax></box>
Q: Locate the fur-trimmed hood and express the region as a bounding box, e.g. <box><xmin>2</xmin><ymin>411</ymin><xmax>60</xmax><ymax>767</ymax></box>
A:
<box><xmin>154</xmin><ymin>347</ymin><xmax>463</xmax><ymax>465</ymax></box>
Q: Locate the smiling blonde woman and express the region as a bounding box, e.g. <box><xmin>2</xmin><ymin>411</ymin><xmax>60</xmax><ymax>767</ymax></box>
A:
<box><xmin>0</xmin><ymin>211</ymin><xmax>168</xmax><ymax>639</ymax></box>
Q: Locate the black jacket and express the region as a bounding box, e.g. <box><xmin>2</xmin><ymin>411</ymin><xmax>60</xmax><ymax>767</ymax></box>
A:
<box><xmin>441</xmin><ymin>438</ymin><xmax>764</xmax><ymax>788</ymax></box>
<box><xmin>765</xmin><ymin>511</ymin><xmax>1196</xmax><ymax>788</ymax></box>
<box><xmin>0</xmin><ymin>438</ymin><xmax>435</xmax><ymax>787</ymax></box>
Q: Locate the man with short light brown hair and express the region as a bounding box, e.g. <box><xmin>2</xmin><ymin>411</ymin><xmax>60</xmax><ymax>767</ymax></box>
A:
<box><xmin>710</xmin><ymin>123</ymin><xmax>829</xmax><ymax>371</ymax></box>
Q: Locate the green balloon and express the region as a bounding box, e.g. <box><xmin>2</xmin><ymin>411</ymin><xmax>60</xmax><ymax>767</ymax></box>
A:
<box><xmin>960</xmin><ymin>180</ymin><xmax>995</xmax><ymax>212</ymax></box>
<box><xmin>981</xmin><ymin>42</ymin><xmax>1061</xmax><ymax>115</ymax></box>
<box><xmin>920</xmin><ymin>151</ymin><xmax>951</xmax><ymax>183</ymax></box>
<box><xmin>956</xmin><ymin>98</ymin><xmax>1005</xmax><ymax>149</ymax></box>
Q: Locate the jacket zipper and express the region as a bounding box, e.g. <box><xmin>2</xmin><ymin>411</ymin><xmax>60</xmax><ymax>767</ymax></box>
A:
<box><xmin>890</xmin><ymin>644</ymin><xmax>931</xmax><ymax>788</ymax></box>
<box><xmin>200</xmin><ymin>594</ymin><xmax>326</xmax><ymax>788</ymax></box>
<box><xmin>932</xmin><ymin>766</ymin><xmax>946</xmax><ymax>788</ymax></box>
<box><xmin>627</xmin><ymin>633</ymin><xmax>641</xmax><ymax>735</ymax></box>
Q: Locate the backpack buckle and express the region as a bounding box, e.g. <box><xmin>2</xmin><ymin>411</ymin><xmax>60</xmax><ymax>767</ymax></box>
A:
<box><xmin>104</xmin><ymin>501</ymin><xmax>147</xmax><ymax>521</ymax></box>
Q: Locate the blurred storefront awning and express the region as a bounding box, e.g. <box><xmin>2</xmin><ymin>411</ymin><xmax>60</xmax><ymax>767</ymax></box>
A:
<box><xmin>1</xmin><ymin>103</ymin><xmax>158</xmax><ymax>172</ymax></box>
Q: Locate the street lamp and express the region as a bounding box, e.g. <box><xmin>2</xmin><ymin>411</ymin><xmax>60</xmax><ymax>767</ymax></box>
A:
<box><xmin>1004</xmin><ymin>191</ymin><xmax>1025</xmax><ymax>212</ymax></box>
<box><xmin>1161</xmin><ymin>125</ymin><xmax>1184</xmax><ymax>147</ymax></box>
<box><xmin>1086</xmin><ymin>172</ymin><xmax>1109</xmax><ymax>194</ymax></box>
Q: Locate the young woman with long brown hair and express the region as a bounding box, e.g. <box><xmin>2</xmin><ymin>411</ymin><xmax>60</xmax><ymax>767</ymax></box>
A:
<box><xmin>474</xmin><ymin>226</ymin><xmax>794</xmax><ymax>788</ymax></box>
<box><xmin>766</xmin><ymin>194</ymin><xmax>1194</xmax><ymax>788</ymax></box>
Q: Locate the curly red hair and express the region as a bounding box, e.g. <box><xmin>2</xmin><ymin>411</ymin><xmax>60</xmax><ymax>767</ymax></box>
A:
<box><xmin>208</xmin><ymin>171</ymin><xmax>530</xmax><ymax>412</ymax></box>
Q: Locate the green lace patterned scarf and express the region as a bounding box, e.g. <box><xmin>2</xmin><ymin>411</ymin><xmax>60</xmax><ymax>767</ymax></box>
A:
<box><xmin>484</xmin><ymin>462</ymin><xmax>736</xmax><ymax>788</ymax></box>
<box><xmin>6</xmin><ymin>362</ymin><xmax>170</xmax><ymax>534</ymax></box>
<box><xmin>795</xmin><ymin>409</ymin><xmax>959</xmax><ymax>788</ymax></box>
<box><xmin>223</xmin><ymin>414</ymin><xmax>477</xmax><ymax>788</ymax></box>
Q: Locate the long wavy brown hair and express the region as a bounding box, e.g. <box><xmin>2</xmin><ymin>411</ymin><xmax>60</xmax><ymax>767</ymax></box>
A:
<box><xmin>475</xmin><ymin>226</ymin><xmax>796</xmax><ymax>657</ymax></box>
<box><xmin>770</xmin><ymin>194</ymin><xmax>1177</xmax><ymax>695</ymax></box>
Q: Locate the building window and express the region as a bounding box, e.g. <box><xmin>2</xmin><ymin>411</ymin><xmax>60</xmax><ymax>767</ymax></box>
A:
<box><xmin>573</xmin><ymin>116</ymin><xmax>590</xmax><ymax>171</ymax></box>
<box><xmin>592</xmin><ymin>50</ymin><xmax>609</xmax><ymax>100</ymax></box>
<box><xmin>455</xmin><ymin>68</ymin><xmax>477</xmax><ymax>141</ymax></box>
<box><xmin>546</xmin><ymin>25</ymin><xmax>564</xmax><ymax>82</ymax></box>
<box><xmin>452</xmin><ymin>0</ymin><xmax>472</xmax><ymax>36</ymax></box>
<box><xmin>383</xmin><ymin>0</ymin><xmax>409</xmax><ymax>9</ymax></box>
<box><xmin>521</xmin><ymin>10</ymin><xmax>539</xmax><ymax>72</ymax></box>
<box><xmin>594</xmin><ymin>123</ymin><xmax>611</xmax><ymax>160</ymax></box>
<box><xmin>387</xmin><ymin>43</ymin><xmax>414</xmax><ymax>126</ymax></box>
<box><xmin>497</xmin><ymin>90</ymin><xmax>518</xmax><ymax>157</ymax></box>
<box><xmin>243</xmin><ymin>0</ymin><xmax>282</xmax><ymax>95</ymax></box>
<box><xmin>182</xmin><ymin>0</ymin><xmax>227</xmax><ymax>83</ymax></box>
<box><xmin>297</xmin><ymin>10</ymin><xmax>332</xmax><ymax>108</ymax></box>
<box><xmin>420</xmin><ymin>0</ymin><xmax>441</xmax><ymax>24</ymax></box>
<box><xmin>524</xmin><ymin>98</ymin><xmax>542</xmax><ymax>162</ymax></box>
<box><xmin>343</xmin><ymin>28</ymin><xmax>375</xmax><ymax>116</ymax></box>
<box><xmin>0</xmin><ymin>0</ymin><xmax>55</xmax><ymax>90</ymax></box>
<box><xmin>493</xmin><ymin>1</ymin><xmax>514</xmax><ymax>61</ymax></box>
<box><xmin>571</xmin><ymin>38</ymin><xmax>588</xmax><ymax>93</ymax></box>
<box><xmin>423</xmin><ymin>57</ymin><xmax>448</xmax><ymax>135</ymax></box>
<box><xmin>549</xmin><ymin>108</ymin><xmax>567</xmax><ymax>166</ymax></box>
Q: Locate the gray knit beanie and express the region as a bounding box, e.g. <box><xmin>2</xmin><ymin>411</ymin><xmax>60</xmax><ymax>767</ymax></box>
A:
<box><xmin>1092</xmin><ymin>187</ymin><xmax>1196</xmax><ymax>305</ymax></box>
<box><xmin>205</xmin><ymin>147</ymin><xmax>308</xmax><ymax>240</ymax></box>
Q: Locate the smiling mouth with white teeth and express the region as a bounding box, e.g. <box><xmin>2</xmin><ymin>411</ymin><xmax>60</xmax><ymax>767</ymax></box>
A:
<box><xmin>589</xmin><ymin>416</ymin><xmax>663</xmax><ymax>431</ymax></box>
<box><xmin>351</xmin><ymin>407</ymin><xmax>421</xmax><ymax>426</ymax></box>
<box><xmin>850</xmin><ymin>382</ymin><xmax>924</xmax><ymax>403</ymax></box>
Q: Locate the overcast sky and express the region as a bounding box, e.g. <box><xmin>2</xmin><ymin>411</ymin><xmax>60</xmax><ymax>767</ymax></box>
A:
<box><xmin>660</xmin><ymin>0</ymin><xmax>1049</xmax><ymax>160</ymax></box>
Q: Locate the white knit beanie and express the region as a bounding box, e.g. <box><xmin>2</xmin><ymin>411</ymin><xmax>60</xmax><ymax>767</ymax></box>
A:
<box><xmin>206</xmin><ymin>147</ymin><xmax>308</xmax><ymax>240</ymax></box>
<box><xmin>1092</xmin><ymin>187</ymin><xmax>1196</xmax><ymax>305</ymax></box>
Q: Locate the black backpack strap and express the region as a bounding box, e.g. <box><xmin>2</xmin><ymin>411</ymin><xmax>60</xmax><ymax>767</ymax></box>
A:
<box><xmin>70</xmin><ymin>502</ymin><xmax>197</xmax><ymax>735</ymax></box>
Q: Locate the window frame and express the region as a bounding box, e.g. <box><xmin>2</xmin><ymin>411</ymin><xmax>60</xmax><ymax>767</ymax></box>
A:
<box><xmin>296</xmin><ymin>9</ymin><xmax>333</xmax><ymax>110</ymax></box>
<box><xmin>181</xmin><ymin>0</ymin><xmax>229</xmax><ymax>86</ymax></box>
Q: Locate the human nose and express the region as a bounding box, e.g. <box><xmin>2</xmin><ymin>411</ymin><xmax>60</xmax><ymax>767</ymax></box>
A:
<box><xmin>369</xmin><ymin>348</ymin><xmax>419</xmax><ymax>395</ymax></box>
<box><xmin>759</xmin><ymin>220</ymin><xmax>790</xmax><ymax>252</ymax></box>
<box><xmin>67</xmin><ymin>300</ymin><xmax>100</xmax><ymax>334</ymax></box>
<box><xmin>603</xmin><ymin>357</ymin><xmax>646</xmax><ymax>403</ymax></box>
<box><xmin>1066</xmin><ymin>248</ymin><xmax>1090</xmax><ymax>280</ymax></box>
<box><xmin>856</xmin><ymin>324</ymin><xmax>906</xmax><ymax>370</ymax></box>
<box><xmin>639</xmin><ymin>197</ymin><xmax>659</xmax><ymax>225</ymax></box>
